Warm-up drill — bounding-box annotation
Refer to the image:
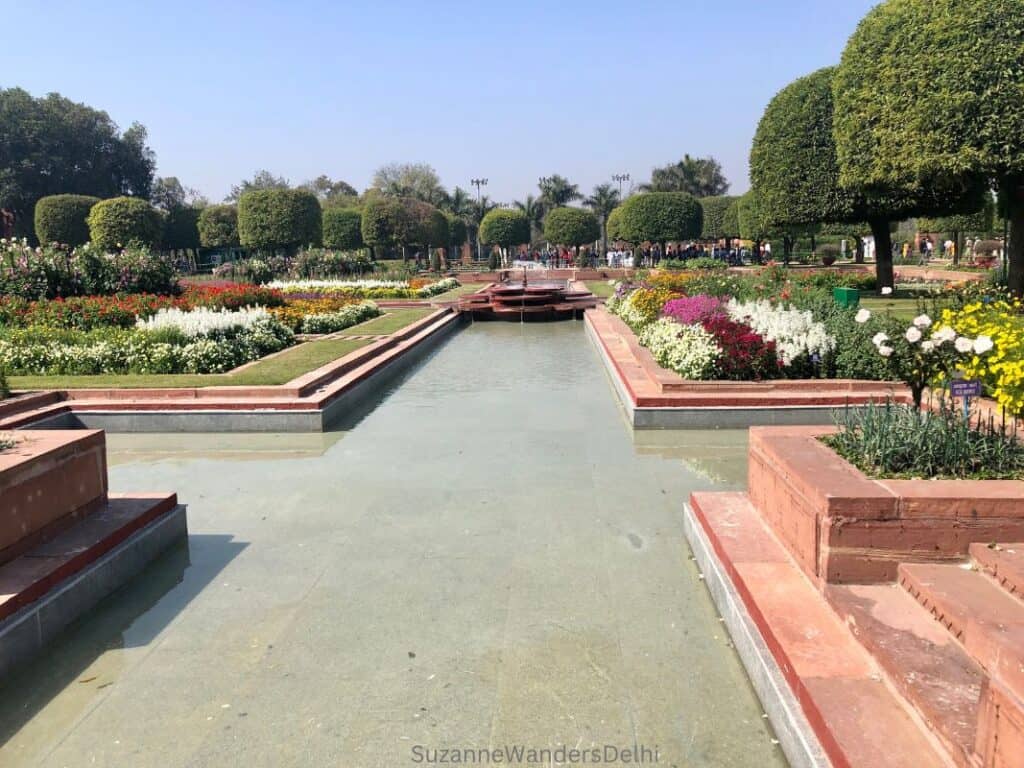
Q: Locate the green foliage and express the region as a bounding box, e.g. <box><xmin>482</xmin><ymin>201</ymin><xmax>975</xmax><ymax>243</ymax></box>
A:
<box><xmin>699</xmin><ymin>196</ymin><xmax>740</xmax><ymax>239</ymax></box>
<box><xmin>238</xmin><ymin>189</ymin><xmax>322</xmax><ymax>252</ymax></box>
<box><xmin>919</xmin><ymin>195</ymin><xmax>997</xmax><ymax>237</ymax></box>
<box><xmin>162</xmin><ymin>206</ymin><xmax>201</xmax><ymax>250</ymax></box>
<box><xmin>34</xmin><ymin>194</ymin><xmax>100</xmax><ymax>246</ymax></box>
<box><xmin>197</xmin><ymin>204</ymin><xmax>239</xmax><ymax>248</ymax></box>
<box><xmin>642</xmin><ymin>155</ymin><xmax>729</xmax><ymax>197</ymax></box>
<box><xmin>737</xmin><ymin>191</ymin><xmax>771</xmax><ymax>241</ymax></box>
<box><xmin>543</xmin><ymin>207</ymin><xmax>600</xmax><ymax>247</ymax></box>
<box><xmin>616</xmin><ymin>193</ymin><xmax>702</xmax><ymax>245</ymax></box>
<box><xmin>87</xmin><ymin>197</ymin><xmax>162</xmax><ymax>250</ymax></box>
<box><xmin>479</xmin><ymin>209</ymin><xmax>530</xmax><ymax>247</ymax></box>
<box><xmin>418</xmin><ymin>204</ymin><xmax>449</xmax><ymax>247</ymax></box>
<box><xmin>361</xmin><ymin>196</ymin><xmax>410</xmax><ymax>249</ymax></box>
<box><xmin>606</xmin><ymin>207</ymin><xmax>625</xmax><ymax>242</ymax></box>
<box><xmin>322</xmin><ymin>207</ymin><xmax>364</xmax><ymax>250</ymax></box>
<box><xmin>445</xmin><ymin>213</ymin><xmax>467</xmax><ymax>246</ymax></box>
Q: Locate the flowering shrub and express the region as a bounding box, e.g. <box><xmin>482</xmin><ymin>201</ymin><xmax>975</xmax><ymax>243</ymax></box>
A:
<box><xmin>611</xmin><ymin>288</ymin><xmax>676</xmax><ymax>331</ymax></box>
<box><xmin>661</xmin><ymin>295</ymin><xmax>725</xmax><ymax>325</ymax></box>
<box><xmin>726</xmin><ymin>299</ymin><xmax>835</xmax><ymax>368</ymax></box>
<box><xmin>269</xmin><ymin>297</ymin><xmax>360</xmax><ymax>331</ymax></box>
<box><xmin>638</xmin><ymin>318</ymin><xmax>721</xmax><ymax>379</ymax></box>
<box><xmin>299</xmin><ymin>301</ymin><xmax>381</xmax><ymax>334</ymax></box>
<box><xmin>0</xmin><ymin>239</ymin><xmax>178</xmax><ymax>299</ymax></box>
<box><xmin>940</xmin><ymin>299</ymin><xmax>1024</xmax><ymax>416</ymax></box>
<box><xmin>701</xmin><ymin>315</ymin><xmax>780</xmax><ymax>381</ymax></box>
<box><xmin>264</xmin><ymin>277</ymin><xmax>458</xmax><ymax>299</ymax></box>
<box><xmin>136</xmin><ymin>306</ymin><xmax>275</xmax><ymax>337</ymax></box>
<box><xmin>183</xmin><ymin>284</ymin><xmax>285</xmax><ymax>310</ymax></box>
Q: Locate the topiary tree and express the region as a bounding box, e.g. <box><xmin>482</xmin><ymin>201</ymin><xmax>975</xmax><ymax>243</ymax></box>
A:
<box><xmin>606</xmin><ymin>206</ymin><xmax>626</xmax><ymax>243</ymax></box>
<box><xmin>699</xmin><ymin>195</ymin><xmax>740</xmax><ymax>245</ymax></box>
<box><xmin>833</xmin><ymin>3</ymin><xmax>1001</xmax><ymax>288</ymax></box>
<box><xmin>479</xmin><ymin>209</ymin><xmax>530</xmax><ymax>262</ymax></box>
<box><xmin>161</xmin><ymin>206</ymin><xmax>201</xmax><ymax>251</ymax></box>
<box><xmin>361</xmin><ymin>195</ymin><xmax>409</xmax><ymax>258</ymax></box>
<box><xmin>237</xmin><ymin>188</ymin><xmax>321</xmax><ymax>253</ymax></box>
<box><xmin>737</xmin><ymin>190</ymin><xmax>770</xmax><ymax>259</ymax></box>
<box><xmin>322</xmin><ymin>207</ymin><xmax>364</xmax><ymax>250</ymax></box>
<box><xmin>543</xmin><ymin>207</ymin><xmax>600</xmax><ymax>250</ymax></box>
<box><xmin>87</xmin><ymin>196</ymin><xmax>162</xmax><ymax>250</ymax></box>
<box><xmin>34</xmin><ymin>194</ymin><xmax>101</xmax><ymax>246</ymax></box>
<box><xmin>615</xmin><ymin>192</ymin><xmax>702</xmax><ymax>251</ymax></box>
<box><xmin>198</xmin><ymin>204</ymin><xmax>239</xmax><ymax>248</ymax></box>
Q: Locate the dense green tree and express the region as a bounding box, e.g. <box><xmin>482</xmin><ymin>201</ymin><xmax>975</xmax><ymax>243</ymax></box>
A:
<box><xmin>606</xmin><ymin>207</ymin><xmax>625</xmax><ymax>243</ymax></box>
<box><xmin>834</xmin><ymin>2</ymin><xmax>1003</xmax><ymax>286</ymax></box>
<box><xmin>151</xmin><ymin>176</ymin><xmax>205</xmax><ymax>211</ymax></box>
<box><xmin>0</xmin><ymin>88</ymin><xmax>154</xmax><ymax>237</ymax></box>
<box><xmin>699</xmin><ymin>195</ymin><xmax>740</xmax><ymax>243</ymax></box>
<box><xmin>162</xmin><ymin>206</ymin><xmax>201</xmax><ymax>250</ymax></box>
<box><xmin>87</xmin><ymin>197</ymin><xmax>162</xmax><ymax>250</ymax></box>
<box><xmin>322</xmin><ymin>207</ymin><xmax>364</xmax><ymax>250</ymax></box>
<box><xmin>584</xmin><ymin>184</ymin><xmax>621</xmax><ymax>256</ymax></box>
<box><xmin>227</xmin><ymin>170</ymin><xmax>290</xmax><ymax>203</ymax></box>
<box><xmin>445</xmin><ymin>213</ymin><xmax>467</xmax><ymax>247</ymax></box>
<box><xmin>616</xmin><ymin>192</ymin><xmax>702</xmax><ymax>250</ymax></box>
<box><xmin>237</xmin><ymin>189</ymin><xmax>321</xmax><ymax>253</ymax></box>
<box><xmin>299</xmin><ymin>175</ymin><xmax>358</xmax><ymax>203</ymax></box>
<box><xmin>479</xmin><ymin>209</ymin><xmax>530</xmax><ymax>257</ymax></box>
<box><xmin>197</xmin><ymin>204</ymin><xmax>239</xmax><ymax>249</ymax></box>
<box><xmin>543</xmin><ymin>207</ymin><xmax>600</xmax><ymax>249</ymax></box>
<box><xmin>361</xmin><ymin>196</ymin><xmax>446</xmax><ymax>257</ymax></box>
<box><xmin>513</xmin><ymin>194</ymin><xmax>545</xmax><ymax>245</ymax></box>
<box><xmin>538</xmin><ymin>175</ymin><xmax>581</xmax><ymax>210</ymax></box>
<box><xmin>371</xmin><ymin>162</ymin><xmax>447</xmax><ymax>205</ymax></box>
<box><xmin>34</xmin><ymin>194</ymin><xmax>100</xmax><ymax>246</ymax></box>
<box><xmin>642</xmin><ymin>155</ymin><xmax>729</xmax><ymax>197</ymax></box>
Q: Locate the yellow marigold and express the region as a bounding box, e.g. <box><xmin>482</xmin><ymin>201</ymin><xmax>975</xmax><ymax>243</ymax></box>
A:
<box><xmin>941</xmin><ymin>301</ymin><xmax>1024</xmax><ymax>417</ymax></box>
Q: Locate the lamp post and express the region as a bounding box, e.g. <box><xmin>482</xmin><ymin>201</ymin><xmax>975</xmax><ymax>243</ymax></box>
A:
<box><xmin>471</xmin><ymin>178</ymin><xmax>488</xmax><ymax>263</ymax></box>
<box><xmin>538</xmin><ymin>177</ymin><xmax>553</xmax><ymax>257</ymax></box>
<box><xmin>612</xmin><ymin>173</ymin><xmax>630</xmax><ymax>199</ymax></box>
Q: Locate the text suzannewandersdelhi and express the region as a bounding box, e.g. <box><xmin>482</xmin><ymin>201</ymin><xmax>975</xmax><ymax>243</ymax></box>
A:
<box><xmin>410</xmin><ymin>744</ymin><xmax>660</xmax><ymax>764</ymax></box>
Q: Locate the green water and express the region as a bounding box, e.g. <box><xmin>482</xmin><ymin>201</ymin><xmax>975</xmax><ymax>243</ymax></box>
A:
<box><xmin>0</xmin><ymin>322</ymin><xmax>786</xmax><ymax>767</ymax></box>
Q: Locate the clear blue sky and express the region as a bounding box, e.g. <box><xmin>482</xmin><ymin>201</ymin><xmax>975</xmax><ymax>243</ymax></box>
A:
<box><xmin>4</xmin><ymin>0</ymin><xmax>879</xmax><ymax>203</ymax></box>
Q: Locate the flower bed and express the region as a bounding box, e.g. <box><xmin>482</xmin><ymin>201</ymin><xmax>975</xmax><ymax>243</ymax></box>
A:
<box><xmin>292</xmin><ymin>301</ymin><xmax>381</xmax><ymax>334</ymax></box>
<box><xmin>264</xmin><ymin>277</ymin><xmax>459</xmax><ymax>299</ymax></box>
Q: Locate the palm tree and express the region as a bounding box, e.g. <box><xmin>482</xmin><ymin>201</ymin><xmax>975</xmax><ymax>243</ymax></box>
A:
<box><xmin>584</xmin><ymin>183</ymin><xmax>621</xmax><ymax>257</ymax></box>
<box><xmin>514</xmin><ymin>194</ymin><xmax>545</xmax><ymax>246</ymax></box>
<box><xmin>538</xmin><ymin>175</ymin><xmax>582</xmax><ymax>210</ymax></box>
<box><xmin>641</xmin><ymin>155</ymin><xmax>730</xmax><ymax>197</ymax></box>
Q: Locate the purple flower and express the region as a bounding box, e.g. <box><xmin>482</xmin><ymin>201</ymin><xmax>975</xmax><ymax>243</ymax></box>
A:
<box><xmin>662</xmin><ymin>294</ymin><xmax>726</xmax><ymax>325</ymax></box>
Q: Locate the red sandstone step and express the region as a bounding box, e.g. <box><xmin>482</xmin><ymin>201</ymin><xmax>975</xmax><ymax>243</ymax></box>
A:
<box><xmin>826</xmin><ymin>583</ymin><xmax>984</xmax><ymax>766</ymax></box>
<box><xmin>971</xmin><ymin>543</ymin><xmax>1024</xmax><ymax>602</ymax></box>
<box><xmin>689</xmin><ymin>491</ymin><xmax>954</xmax><ymax>768</ymax></box>
<box><xmin>899</xmin><ymin>563</ymin><xmax>1024</xmax><ymax>697</ymax></box>
<box><xmin>0</xmin><ymin>492</ymin><xmax>178</xmax><ymax>622</ymax></box>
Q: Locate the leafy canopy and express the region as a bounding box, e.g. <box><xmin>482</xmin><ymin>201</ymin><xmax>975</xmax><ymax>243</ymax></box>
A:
<box><xmin>642</xmin><ymin>155</ymin><xmax>729</xmax><ymax>197</ymax></box>
<box><xmin>616</xmin><ymin>192</ymin><xmax>703</xmax><ymax>244</ymax></box>
<box><xmin>543</xmin><ymin>207</ymin><xmax>600</xmax><ymax>247</ymax></box>
<box><xmin>479</xmin><ymin>209</ymin><xmax>530</xmax><ymax>247</ymax></box>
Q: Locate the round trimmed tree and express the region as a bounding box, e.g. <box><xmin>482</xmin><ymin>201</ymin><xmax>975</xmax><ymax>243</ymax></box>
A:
<box><xmin>162</xmin><ymin>206</ymin><xmax>201</xmax><ymax>251</ymax></box>
<box><xmin>34</xmin><ymin>194</ymin><xmax>101</xmax><ymax>246</ymax></box>
<box><xmin>238</xmin><ymin>188</ymin><xmax>322</xmax><ymax>253</ymax></box>
<box><xmin>479</xmin><ymin>209</ymin><xmax>530</xmax><ymax>250</ymax></box>
<box><xmin>616</xmin><ymin>192</ymin><xmax>702</xmax><ymax>250</ymax></box>
<box><xmin>198</xmin><ymin>204</ymin><xmax>239</xmax><ymax>248</ymax></box>
<box><xmin>606</xmin><ymin>206</ymin><xmax>625</xmax><ymax>243</ymax></box>
<box><xmin>699</xmin><ymin>195</ymin><xmax>739</xmax><ymax>244</ymax></box>
<box><xmin>322</xmin><ymin>207</ymin><xmax>364</xmax><ymax>250</ymax></box>
<box><xmin>87</xmin><ymin>197</ymin><xmax>162</xmax><ymax>250</ymax></box>
<box><xmin>543</xmin><ymin>207</ymin><xmax>600</xmax><ymax>259</ymax></box>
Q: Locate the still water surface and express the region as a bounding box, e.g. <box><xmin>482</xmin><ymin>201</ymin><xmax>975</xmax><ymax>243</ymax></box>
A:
<box><xmin>0</xmin><ymin>322</ymin><xmax>787</xmax><ymax>767</ymax></box>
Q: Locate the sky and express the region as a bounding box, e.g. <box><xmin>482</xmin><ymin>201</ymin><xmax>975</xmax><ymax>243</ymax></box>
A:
<box><xmin>3</xmin><ymin>0</ymin><xmax>880</xmax><ymax>204</ymax></box>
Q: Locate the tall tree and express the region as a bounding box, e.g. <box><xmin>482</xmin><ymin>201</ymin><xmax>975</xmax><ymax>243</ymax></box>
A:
<box><xmin>0</xmin><ymin>87</ymin><xmax>155</xmax><ymax>237</ymax></box>
<box><xmin>227</xmin><ymin>170</ymin><xmax>290</xmax><ymax>203</ymax></box>
<box><xmin>583</xmin><ymin>184</ymin><xmax>621</xmax><ymax>256</ymax></box>
<box><xmin>151</xmin><ymin>176</ymin><xmax>205</xmax><ymax>212</ymax></box>
<box><xmin>833</xmin><ymin>0</ymin><xmax>1024</xmax><ymax>293</ymax></box>
<box><xmin>538</xmin><ymin>175</ymin><xmax>581</xmax><ymax>210</ymax></box>
<box><xmin>642</xmin><ymin>155</ymin><xmax>729</xmax><ymax>197</ymax></box>
<box><xmin>299</xmin><ymin>175</ymin><xmax>358</xmax><ymax>204</ymax></box>
<box><xmin>371</xmin><ymin>162</ymin><xmax>447</xmax><ymax>205</ymax></box>
<box><xmin>513</xmin><ymin>194</ymin><xmax>545</xmax><ymax>245</ymax></box>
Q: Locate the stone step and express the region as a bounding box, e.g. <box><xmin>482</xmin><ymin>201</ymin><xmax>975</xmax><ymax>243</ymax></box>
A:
<box><xmin>971</xmin><ymin>543</ymin><xmax>1024</xmax><ymax>602</ymax></box>
<box><xmin>826</xmin><ymin>583</ymin><xmax>984</xmax><ymax>766</ymax></box>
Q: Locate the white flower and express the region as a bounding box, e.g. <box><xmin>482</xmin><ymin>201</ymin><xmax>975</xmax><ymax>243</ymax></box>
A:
<box><xmin>932</xmin><ymin>326</ymin><xmax>957</xmax><ymax>345</ymax></box>
<box><xmin>855</xmin><ymin>308</ymin><xmax>872</xmax><ymax>323</ymax></box>
<box><xmin>726</xmin><ymin>299</ymin><xmax>835</xmax><ymax>366</ymax></box>
<box><xmin>881</xmin><ymin>286</ymin><xmax>893</xmax><ymax>295</ymax></box>
<box><xmin>878</xmin><ymin>345</ymin><xmax>894</xmax><ymax>357</ymax></box>
<box><xmin>954</xmin><ymin>337</ymin><xmax>974</xmax><ymax>354</ymax></box>
<box><xmin>912</xmin><ymin>314</ymin><xmax>932</xmax><ymax>328</ymax></box>
<box><xmin>872</xmin><ymin>332</ymin><xmax>889</xmax><ymax>347</ymax></box>
<box><xmin>921</xmin><ymin>340</ymin><xmax>936</xmax><ymax>353</ymax></box>
<box><xmin>973</xmin><ymin>336</ymin><xmax>994</xmax><ymax>355</ymax></box>
<box><xmin>905</xmin><ymin>327</ymin><xmax>922</xmax><ymax>343</ymax></box>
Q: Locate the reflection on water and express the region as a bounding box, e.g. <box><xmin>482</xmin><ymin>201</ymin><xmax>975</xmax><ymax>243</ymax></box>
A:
<box><xmin>0</xmin><ymin>322</ymin><xmax>783</xmax><ymax>768</ymax></box>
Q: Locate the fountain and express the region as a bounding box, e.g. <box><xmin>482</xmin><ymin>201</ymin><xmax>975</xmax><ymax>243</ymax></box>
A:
<box><xmin>457</xmin><ymin>271</ymin><xmax>599</xmax><ymax>320</ymax></box>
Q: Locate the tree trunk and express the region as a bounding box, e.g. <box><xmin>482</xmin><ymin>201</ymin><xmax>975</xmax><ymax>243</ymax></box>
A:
<box><xmin>601</xmin><ymin>219</ymin><xmax>608</xmax><ymax>258</ymax></box>
<box><xmin>953</xmin><ymin>229</ymin><xmax>962</xmax><ymax>267</ymax></box>
<box><xmin>1007</xmin><ymin>180</ymin><xmax>1024</xmax><ymax>296</ymax></box>
<box><xmin>810</xmin><ymin>234</ymin><xmax>817</xmax><ymax>253</ymax></box>
<box><xmin>870</xmin><ymin>219</ymin><xmax>894</xmax><ymax>290</ymax></box>
<box><xmin>855</xmin><ymin>238</ymin><xmax>865</xmax><ymax>264</ymax></box>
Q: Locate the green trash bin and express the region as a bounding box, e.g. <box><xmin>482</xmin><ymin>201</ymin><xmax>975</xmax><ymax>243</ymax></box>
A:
<box><xmin>833</xmin><ymin>287</ymin><xmax>860</xmax><ymax>308</ymax></box>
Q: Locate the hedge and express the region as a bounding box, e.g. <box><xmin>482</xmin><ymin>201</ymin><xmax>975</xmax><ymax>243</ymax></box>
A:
<box><xmin>323</xmin><ymin>207</ymin><xmax>364</xmax><ymax>250</ymax></box>
<box><xmin>34</xmin><ymin>194</ymin><xmax>101</xmax><ymax>246</ymax></box>
<box><xmin>87</xmin><ymin>197</ymin><xmax>163</xmax><ymax>250</ymax></box>
<box><xmin>238</xmin><ymin>189</ymin><xmax>322</xmax><ymax>252</ymax></box>
<box><xmin>198</xmin><ymin>204</ymin><xmax>239</xmax><ymax>248</ymax></box>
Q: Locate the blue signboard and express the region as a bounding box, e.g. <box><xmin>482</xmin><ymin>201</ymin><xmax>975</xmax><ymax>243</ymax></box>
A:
<box><xmin>950</xmin><ymin>379</ymin><xmax>983</xmax><ymax>398</ymax></box>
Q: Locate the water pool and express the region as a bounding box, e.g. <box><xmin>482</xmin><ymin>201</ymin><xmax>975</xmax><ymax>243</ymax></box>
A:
<box><xmin>0</xmin><ymin>322</ymin><xmax>786</xmax><ymax>767</ymax></box>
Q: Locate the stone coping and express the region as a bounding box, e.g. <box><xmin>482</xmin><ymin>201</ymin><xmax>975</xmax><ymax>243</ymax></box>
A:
<box><xmin>0</xmin><ymin>309</ymin><xmax>461</xmax><ymax>430</ymax></box>
<box><xmin>748</xmin><ymin>426</ymin><xmax>1024</xmax><ymax>584</ymax></box>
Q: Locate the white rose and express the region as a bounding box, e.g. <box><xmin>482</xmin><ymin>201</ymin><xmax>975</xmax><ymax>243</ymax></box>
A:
<box><xmin>881</xmin><ymin>286</ymin><xmax>893</xmax><ymax>295</ymax></box>
<box><xmin>855</xmin><ymin>308</ymin><xmax>872</xmax><ymax>323</ymax></box>
<box><xmin>932</xmin><ymin>326</ymin><xmax>956</xmax><ymax>344</ymax></box>
<box><xmin>973</xmin><ymin>335</ymin><xmax>994</xmax><ymax>355</ymax></box>
<box><xmin>954</xmin><ymin>337</ymin><xmax>974</xmax><ymax>354</ymax></box>
<box><xmin>921</xmin><ymin>340</ymin><xmax>936</xmax><ymax>353</ymax></box>
<box><xmin>878</xmin><ymin>345</ymin><xmax>894</xmax><ymax>357</ymax></box>
<box><xmin>912</xmin><ymin>314</ymin><xmax>932</xmax><ymax>328</ymax></box>
<box><xmin>905</xmin><ymin>327</ymin><xmax>922</xmax><ymax>343</ymax></box>
<box><xmin>872</xmin><ymin>332</ymin><xmax>889</xmax><ymax>346</ymax></box>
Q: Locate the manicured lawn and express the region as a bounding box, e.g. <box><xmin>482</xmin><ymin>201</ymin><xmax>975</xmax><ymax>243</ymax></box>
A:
<box><xmin>429</xmin><ymin>283</ymin><xmax>487</xmax><ymax>301</ymax></box>
<box><xmin>585</xmin><ymin>281</ymin><xmax>617</xmax><ymax>298</ymax></box>
<box><xmin>8</xmin><ymin>338</ymin><xmax>371</xmax><ymax>390</ymax></box>
<box><xmin>337</xmin><ymin>308</ymin><xmax>436</xmax><ymax>335</ymax></box>
<box><xmin>859</xmin><ymin>295</ymin><xmax>950</xmax><ymax>322</ymax></box>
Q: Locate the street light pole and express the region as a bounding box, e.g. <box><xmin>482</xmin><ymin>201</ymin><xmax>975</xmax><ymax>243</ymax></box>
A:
<box><xmin>471</xmin><ymin>178</ymin><xmax>488</xmax><ymax>263</ymax></box>
<box><xmin>612</xmin><ymin>173</ymin><xmax>630</xmax><ymax>199</ymax></box>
